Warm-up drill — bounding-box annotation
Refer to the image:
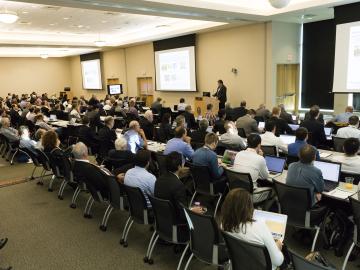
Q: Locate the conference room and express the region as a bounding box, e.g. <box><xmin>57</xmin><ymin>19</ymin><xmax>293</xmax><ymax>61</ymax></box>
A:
<box><xmin>2</xmin><ymin>0</ymin><xmax>360</xmax><ymax>270</ymax></box>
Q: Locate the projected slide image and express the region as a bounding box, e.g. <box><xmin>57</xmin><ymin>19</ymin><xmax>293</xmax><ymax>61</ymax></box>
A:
<box><xmin>81</xmin><ymin>59</ymin><xmax>102</xmax><ymax>90</ymax></box>
<box><xmin>347</xmin><ymin>25</ymin><xmax>360</xmax><ymax>89</ymax></box>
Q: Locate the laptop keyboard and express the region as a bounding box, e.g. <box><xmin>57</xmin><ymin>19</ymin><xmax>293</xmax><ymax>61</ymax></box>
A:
<box><xmin>324</xmin><ymin>182</ymin><xmax>338</xmax><ymax>192</ymax></box>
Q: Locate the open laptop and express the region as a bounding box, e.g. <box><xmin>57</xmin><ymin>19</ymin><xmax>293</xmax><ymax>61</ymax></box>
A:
<box><xmin>49</xmin><ymin>114</ymin><xmax>57</xmax><ymax>122</ymax></box>
<box><xmin>289</xmin><ymin>124</ymin><xmax>300</xmax><ymax>131</ymax></box>
<box><xmin>258</xmin><ymin>121</ymin><xmax>265</xmax><ymax>129</ymax></box>
<box><xmin>313</xmin><ymin>160</ymin><xmax>341</xmax><ymax>192</ymax></box>
<box><xmin>222</xmin><ymin>150</ymin><xmax>239</xmax><ymax>166</ymax></box>
<box><xmin>280</xmin><ymin>134</ymin><xmax>296</xmax><ymax>145</ymax></box>
<box><xmin>253</xmin><ymin>210</ymin><xmax>288</xmax><ymax>241</ymax></box>
<box><xmin>292</xmin><ymin>115</ymin><xmax>297</xmax><ymax>121</ymax></box>
<box><xmin>265</xmin><ymin>155</ymin><xmax>286</xmax><ymax>176</ymax></box>
<box><xmin>324</xmin><ymin>127</ymin><xmax>333</xmax><ymax>140</ymax></box>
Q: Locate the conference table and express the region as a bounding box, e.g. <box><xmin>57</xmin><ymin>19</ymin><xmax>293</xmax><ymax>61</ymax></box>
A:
<box><xmin>48</xmin><ymin>120</ymin><xmax>83</xmax><ymax>128</ymax></box>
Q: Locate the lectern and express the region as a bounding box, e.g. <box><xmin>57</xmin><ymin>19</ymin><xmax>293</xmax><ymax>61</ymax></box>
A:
<box><xmin>194</xmin><ymin>97</ymin><xmax>219</xmax><ymax>117</ymax></box>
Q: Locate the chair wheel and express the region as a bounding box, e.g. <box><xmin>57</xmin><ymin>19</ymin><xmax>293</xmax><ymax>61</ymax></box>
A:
<box><xmin>36</xmin><ymin>181</ymin><xmax>43</xmax><ymax>186</ymax></box>
<box><xmin>84</xmin><ymin>214</ymin><xmax>92</xmax><ymax>219</ymax></box>
<box><xmin>123</xmin><ymin>242</ymin><xmax>128</xmax><ymax>248</ymax></box>
<box><xmin>69</xmin><ymin>203</ymin><xmax>76</xmax><ymax>209</ymax></box>
<box><xmin>48</xmin><ymin>188</ymin><xmax>53</xmax><ymax>192</ymax></box>
<box><xmin>143</xmin><ymin>257</ymin><xmax>149</xmax><ymax>263</ymax></box>
<box><xmin>10</xmin><ymin>163</ymin><xmax>14</xmax><ymax>165</ymax></box>
<box><xmin>120</xmin><ymin>239</ymin><xmax>125</xmax><ymax>245</ymax></box>
<box><xmin>58</xmin><ymin>195</ymin><xmax>63</xmax><ymax>200</ymax></box>
<box><xmin>148</xmin><ymin>259</ymin><xmax>154</xmax><ymax>265</ymax></box>
<box><xmin>99</xmin><ymin>225</ymin><xmax>107</xmax><ymax>232</ymax></box>
<box><xmin>30</xmin><ymin>177</ymin><xmax>35</xmax><ymax>180</ymax></box>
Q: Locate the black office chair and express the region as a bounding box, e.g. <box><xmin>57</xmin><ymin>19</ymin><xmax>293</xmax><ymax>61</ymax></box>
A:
<box><xmin>144</xmin><ymin>196</ymin><xmax>189</xmax><ymax>265</ymax></box>
<box><xmin>273</xmin><ymin>180</ymin><xmax>327</xmax><ymax>252</ymax></box>
<box><xmin>222</xmin><ymin>231</ymin><xmax>272</xmax><ymax>270</ymax></box>
<box><xmin>182</xmin><ymin>208</ymin><xmax>228</xmax><ymax>270</ymax></box>
<box><xmin>215</xmin><ymin>145</ymin><xmax>226</xmax><ymax>156</ymax></box>
<box><xmin>120</xmin><ymin>185</ymin><xmax>153</xmax><ymax>248</ymax></box>
<box><xmin>188</xmin><ymin>163</ymin><xmax>224</xmax><ymax>217</ymax></box>
<box><xmin>333</xmin><ymin>137</ymin><xmax>346</xmax><ymax>153</ymax></box>
<box><xmin>342</xmin><ymin>195</ymin><xmax>360</xmax><ymax>270</ymax></box>
<box><xmin>191</xmin><ymin>141</ymin><xmax>204</xmax><ymax>150</ymax></box>
<box><xmin>34</xmin><ymin>148</ymin><xmax>53</xmax><ymax>185</ymax></box>
<box><xmin>286</xmin><ymin>155</ymin><xmax>299</xmax><ymax>167</ymax></box>
<box><xmin>155</xmin><ymin>153</ymin><xmax>168</xmax><ymax>176</ymax></box>
<box><xmin>238</xmin><ymin>128</ymin><xmax>247</xmax><ymax>138</ymax></box>
<box><xmin>19</xmin><ymin>147</ymin><xmax>42</xmax><ymax>179</ymax></box>
<box><xmin>261</xmin><ymin>145</ymin><xmax>277</xmax><ymax>156</ymax></box>
<box><xmin>46</xmin><ymin>148</ymin><xmax>66</xmax><ymax>193</ymax></box>
<box><xmin>290</xmin><ymin>250</ymin><xmax>334</xmax><ymax>270</ymax></box>
<box><xmin>56</xmin><ymin>155</ymin><xmax>76</xmax><ymax>200</ymax></box>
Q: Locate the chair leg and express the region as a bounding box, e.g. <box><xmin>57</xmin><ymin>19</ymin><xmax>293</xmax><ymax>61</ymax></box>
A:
<box><xmin>145</xmin><ymin>231</ymin><xmax>157</xmax><ymax>258</ymax></box>
<box><xmin>123</xmin><ymin>220</ymin><xmax>134</xmax><ymax>242</ymax></box>
<box><xmin>177</xmin><ymin>243</ymin><xmax>190</xmax><ymax>270</ymax></box>
<box><xmin>48</xmin><ymin>175</ymin><xmax>56</xmax><ymax>192</ymax></box>
<box><xmin>57</xmin><ymin>180</ymin><xmax>67</xmax><ymax>200</ymax></box>
<box><xmin>214</xmin><ymin>194</ymin><xmax>222</xmax><ymax>217</ymax></box>
<box><xmin>83</xmin><ymin>196</ymin><xmax>94</xmax><ymax>218</ymax></box>
<box><xmin>189</xmin><ymin>191</ymin><xmax>197</xmax><ymax>208</ymax></box>
<box><xmin>342</xmin><ymin>242</ymin><xmax>355</xmax><ymax>270</ymax></box>
<box><xmin>147</xmin><ymin>235</ymin><xmax>160</xmax><ymax>263</ymax></box>
<box><xmin>120</xmin><ymin>216</ymin><xmax>132</xmax><ymax>245</ymax></box>
<box><xmin>10</xmin><ymin>149</ymin><xmax>18</xmax><ymax>165</ymax></box>
<box><xmin>184</xmin><ymin>253</ymin><xmax>194</xmax><ymax>270</ymax></box>
<box><xmin>100</xmin><ymin>205</ymin><xmax>114</xmax><ymax>231</ymax></box>
<box><xmin>70</xmin><ymin>186</ymin><xmax>81</xmax><ymax>208</ymax></box>
<box><xmin>30</xmin><ymin>166</ymin><xmax>37</xmax><ymax>180</ymax></box>
<box><xmin>311</xmin><ymin>227</ymin><xmax>321</xmax><ymax>252</ymax></box>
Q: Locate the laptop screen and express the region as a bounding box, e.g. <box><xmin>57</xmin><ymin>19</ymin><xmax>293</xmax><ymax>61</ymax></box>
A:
<box><xmin>289</xmin><ymin>124</ymin><xmax>299</xmax><ymax>131</ymax></box>
<box><xmin>313</xmin><ymin>161</ymin><xmax>341</xmax><ymax>183</ymax></box>
<box><xmin>222</xmin><ymin>150</ymin><xmax>238</xmax><ymax>165</ymax></box>
<box><xmin>324</xmin><ymin>127</ymin><xmax>332</xmax><ymax>136</ymax></box>
<box><xmin>265</xmin><ymin>155</ymin><xmax>286</xmax><ymax>173</ymax></box>
<box><xmin>280</xmin><ymin>135</ymin><xmax>296</xmax><ymax>145</ymax></box>
<box><xmin>258</xmin><ymin>121</ymin><xmax>265</xmax><ymax>129</ymax></box>
<box><xmin>292</xmin><ymin>115</ymin><xmax>297</xmax><ymax>121</ymax></box>
<box><xmin>49</xmin><ymin>114</ymin><xmax>57</xmax><ymax>121</ymax></box>
<box><xmin>253</xmin><ymin>209</ymin><xmax>288</xmax><ymax>241</ymax></box>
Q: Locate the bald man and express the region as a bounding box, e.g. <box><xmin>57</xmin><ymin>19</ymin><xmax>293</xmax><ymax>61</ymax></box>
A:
<box><xmin>334</xmin><ymin>106</ymin><xmax>354</xmax><ymax>123</ymax></box>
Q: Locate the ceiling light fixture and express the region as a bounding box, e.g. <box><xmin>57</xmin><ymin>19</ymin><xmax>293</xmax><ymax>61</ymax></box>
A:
<box><xmin>94</xmin><ymin>40</ymin><xmax>106</xmax><ymax>47</ymax></box>
<box><xmin>268</xmin><ymin>0</ymin><xmax>291</xmax><ymax>9</ymax></box>
<box><xmin>0</xmin><ymin>11</ymin><xmax>19</xmax><ymax>24</ymax></box>
<box><xmin>40</xmin><ymin>53</ymin><xmax>49</xmax><ymax>59</ymax></box>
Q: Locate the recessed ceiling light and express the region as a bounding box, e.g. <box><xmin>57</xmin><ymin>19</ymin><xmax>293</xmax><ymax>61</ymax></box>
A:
<box><xmin>49</xmin><ymin>23</ymin><xmax>56</xmax><ymax>26</ymax></box>
<box><xmin>101</xmin><ymin>20</ymin><xmax>107</xmax><ymax>23</ymax></box>
<box><xmin>78</xmin><ymin>25</ymin><xmax>84</xmax><ymax>28</ymax></box>
<box><xmin>40</xmin><ymin>53</ymin><xmax>49</xmax><ymax>59</ymax></box>
<box><xmin>155</xmin><ymin>24</ymin><xmax>170</xmax><ymax>28</ymax></box>
<box><xmin>0</xmin><ymin>11</ymin><xmax>19</xmax><ymax>24</ymax></box>
<box><xmin>301</xmin><ymin>14</ymin><xmax>316</xmax><ymax>20</ymax></box>
<box><xmin>63</xmin><ymin>17</ymin><xmax>70</xmax><ymax>20</ymax></box>
<box><xmin>18</xmin><ymin>21</ymin><xmax>31</xmax><ymax>25</ymax></box>
<box><xmin>22</xmin><ymin>11</ymin><xmax>29</xmax><ymax>14</ymax></box>
<box><xmin>94</xmin><ymin>40</ymin><xmax>106</xmax><ymax>47</ymax></box>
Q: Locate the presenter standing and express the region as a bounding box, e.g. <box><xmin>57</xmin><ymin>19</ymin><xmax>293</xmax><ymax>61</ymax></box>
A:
<box><xmin>213</xmin><ymin>79</ymin><xmax>227</xmax><ymax>110</ymax></box>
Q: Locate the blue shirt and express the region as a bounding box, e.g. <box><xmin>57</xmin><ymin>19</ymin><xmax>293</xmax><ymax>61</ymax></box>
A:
<box><xmin>164</xmin><ymin>138</ymin><xmax>194</xmax><ymax>161</ymax></box>
<box><xmin>124</xmin><ymin>166</ymin><xmax>156</xmax><ymax>207</ymax></box>
<box><xmin>335</xmin><ymin>112</ymin><xmax>353</xmax><ymax>123</ymax></box>
<box><xmin>124</xmin><ymin>129</ymin><xmax>144</xmax><ymax>154</ymax></box>
<box><xmin>288</xmin><ymin>140</ymin><xmax>320</xmax><ymax>160</ymax></box>
<box><xmin>286</xmin><ymin>162</ymin><xmax>324</xmax><ymax>205</ymax></box>
<box><xmin>192</xmin><ymin>146</ymin><xmax>223</xmax><ymax>179</ymax></box>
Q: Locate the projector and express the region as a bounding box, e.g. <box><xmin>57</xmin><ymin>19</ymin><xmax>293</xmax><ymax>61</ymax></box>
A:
<box><xmin>269</xmin><ymin>0</ymin><xmax>291</xmax><ymax>8</ymax></box>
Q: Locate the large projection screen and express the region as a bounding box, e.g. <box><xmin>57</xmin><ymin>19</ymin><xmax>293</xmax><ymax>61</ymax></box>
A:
<box><xmin>333</xmin><ymin>21</ymin><xmax>360</xmax><ymax>93</ymax></box>
<box><xmin>81</xmin><ymin>59</ymin><xmax>103</xmax><ymax>90</ymax></box>
<box><xmin>155</xmin><ymin>46</ymin><xmax>196</xmax><ymax>92</ymax></box>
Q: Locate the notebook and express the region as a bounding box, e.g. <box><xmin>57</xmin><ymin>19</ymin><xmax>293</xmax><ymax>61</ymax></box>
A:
<box><xmin>313</xmin><ymin>160</ymin><xmax>341</xmax><ymax>192</ymax></box>
<box><xmin>222</xmin><ymin>150</ymin><xmax>239</xmax><ymax>166</ymax></box>
<box><xmin>265</xmin><ymin>155</ymin><xmax>286</xmax><ymax>176</ymax></box>
<box><xmin>253</xmin><ymin>210</ymin><xmax>288</xmax><ymax>241</ymax></box>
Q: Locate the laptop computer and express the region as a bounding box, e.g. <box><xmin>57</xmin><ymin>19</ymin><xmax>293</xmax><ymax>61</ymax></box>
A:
<box><xmin>49</xmin><ymin>114</ymin><xmax>57</xmax><ymax>122</ymax></box>
<box><xmin>324</xmin><ymin>127</ymin><xmax>333</xmax><ymax>140</ymax></box>
<box><xmin>222</xmin><ymin>150</ymin><xmax>239</xmax><ymax>166</ymax></box>
<box><xmin>258</xmin><ymin>121</ymin><xmax>265</xmax><ymax>129</ymax></box>
<box><xmin>292</xmin><ymin>115</ymin><xmax>297</xmax><ymax>121</ymax></box>
<box><xmin>289</xmin><ymin>124</ymin><xmax>299</xmax><ymax>131</ymax></box>
<box><xmin>253</xmin><ymin>210</ymin><xmax>288</xmax><ymax>241</ymax></box>
<box><xmin>313</xmin><ymin>160</ymin><xmax>341</xmax><ymax>192</ymax></box>
<box><xmin>265</xmin><ymin>155</ymin><xmax>286</xmax><ymax>176</ymax></box>
<box><xmin>280</xmin><ymin>135</ymin><xmax>296</xmax><ymax>145</ymax></box>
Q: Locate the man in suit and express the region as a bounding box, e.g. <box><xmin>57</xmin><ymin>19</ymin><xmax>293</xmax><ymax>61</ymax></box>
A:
<box><xmin>304</xmin><ymin>105</ymin><xmax>324</xmax><ymax>125</ymax></box>
<box><xmin>301</xmin><ymin>106</ymin><xmax>327</xmax><ymax>148</ymax></box>
<box><xmin>213</xmin><ymin>79</ymin><xmax>227</xmax><ymax>110</ymax></box>
<box><xmin>154</xmin><ymin>151</ymin><xmax>188</xmax><ymax>223</ymax></box>
<box><xmin>78</xmin><ymin>116</ymin><xmax>99</xmax><ymax>154</ymax></box>
<box><xmin>190</xmin><ymin>119</ymin><xmax>209</xmax><ymax>143</ymax></box>
<box><xmin>232</xmin><ymin>100</ymin><xmax>248</xmax><ymax>121</ymax></box>
<box><xmin>86</xmin><ymin>105</ymin><xmax>103</xmax><ymax>130</ymax></box>
<box><xmin>268</xmin><ymin>107</ymin><xmax>293</xmax><ymax>136</ymax></box>
<box><xmin>235</xmin><ymin>109</ymin><xmax>259</xmax><ymax>137</ymax></box>
<box><xmin>139</xmin><ymin>110</ymin><xmax>154</xmax><ymax>140</ymax></box>
<box><xmin>213</xmin><ymin>109</ymin><xmax>226</xmax><ymax>135</ymax></box>
<box><xmin>279</xmin><ymin>104</ymin><xmax>294</xmax><ymax>124</ymax></box>
<box><xmin>98</xmin><ymin>116</ymin><xmax>117</xmax><ymax>159</ymax></box>
<box><xmin>182</xmin><ymin>105</ymin><xmax>198</xmax><ymax>129</ymax></box>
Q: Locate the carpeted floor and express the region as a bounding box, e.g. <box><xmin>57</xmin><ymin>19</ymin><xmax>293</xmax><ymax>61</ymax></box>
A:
<box><xmin>0</xmin><ymin>159</ymin><xmax>359</xmax><ymax>270</ymax></box>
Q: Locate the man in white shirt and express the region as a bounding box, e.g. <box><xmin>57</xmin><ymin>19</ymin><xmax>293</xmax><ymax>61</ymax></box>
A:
<box><xmin>177</xmin><ymin>98</ymin><xmax>187</xmax><ymax>111</ymax></box>
<box><xmin>219</xmin><ymin>121</ymin><xmax>247</xmax><ymax>150</ymax></box>
<box><xmin>260</xmin><ymin>120</ymin><xmax>287</xmax><ymax>155</ymax></box>
<box><xmin>336</xmin><ymin>115</ymin><xmax>360</xmax><ymax>140</ymax></box>
<box><xmin>333</xmin><ymin>138</ymin><xmax>360</xmax><ymax>174</ymax></box>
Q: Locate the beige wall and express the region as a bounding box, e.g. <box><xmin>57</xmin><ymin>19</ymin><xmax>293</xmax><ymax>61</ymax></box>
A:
<box><xmin>0</xmin><ymin>57</ymin><xmax>71</xmax><ymax>97</ymax></box>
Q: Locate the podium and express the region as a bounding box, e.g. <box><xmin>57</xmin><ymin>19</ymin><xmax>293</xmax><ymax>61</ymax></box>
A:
<box><xmin>194</xmin><ymin>97</ymin><xmax>219</xmax><ymax>117</ymax></box>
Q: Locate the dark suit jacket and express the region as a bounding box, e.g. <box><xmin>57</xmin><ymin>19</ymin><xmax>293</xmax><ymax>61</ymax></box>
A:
<box><xmin>190</xmin><ymin>129</ymin><xmax>208</xmax><ymax>143</ymax></box>
<box><xmin>108</xmin><ymin>149</ymin><xmax>135</xmax><ymax>163</ymax></box>
<box><xmin>225</xmin><ymin>108</ymin><xmax>234</xmax><ymax>121</ymax></box>
<box><xmin>98</xmin><ymin>126</ymin><xmax>117</xmax><ymax>158</ymax></box>
<box><xmin>157</xmin><ymin>123</ymin><xmax>173</xmax><ymax>142</ymax></box>
<box><xmin>139</xmin><ymin>117</ymin><xmax>154</xmax><ymax>140</ymax></box>
<box><xmin>9</xmin><ymin>109</ymin><xmax>21</xmax><ymax>127</ymax></box>
<box><xmin>78</xmin><ymin>125</ymin><xmax>99</xmax><ymax>149</ymax></box>
<box><xmin>304</xmin><ymin>112</ymin><xmax>324</xmax><ymax>125</ymax></box>
<box><xmin>213</xmin><ymin>119</ymin><xmax>226</xmax><ymax>135</ymax></box>
<box><xmin>86</xmin><ymin>110</ymin><xmax>103</xmax><ymax>128</ymax></box>
<box><xmin>214</xmin><ymin>85</ymin><xmax>227</xmax><ymax>103</ymax></box>
<box><xmin>232</xmin><ymin>106</ymin><xmax>247</xmax><ymax>121</ymax></box>
<box><xmin>182</xmin><ymin>111</ymin><xmax>198</xmax><ymax>129</ymax></box>
<box><xmin>269</xmin><ymin>116</ymin><xmax>293</xmax><ymax>136</ymax></box>
<box><xmin>280</xmin><ymin>111</ymin><xmax>294</xmax><ymax>124</ymax></box>
<box><xmin>154</xmin><ymin>172</ymin><xmax>187</xmax><ymax>222</ymax></box>
<box><xmin>300</xmin><ymin>119</ymin><xmax>327</xmax><ymax>147</ymax></box>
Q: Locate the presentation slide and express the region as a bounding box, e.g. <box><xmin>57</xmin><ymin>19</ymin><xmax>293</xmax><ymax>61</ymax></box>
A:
<box><xmin>108</xmin><ymin>84</ymin><xmax>122</xmax><ymax>95</ymax></box>
<box><xmin>155</xmin><ymin>46</ymin><xmax>196</xmax><ymax>92</ymax></box>
<box><xmin>81</xmin><ymin>59</ymin><xmax>103</xmax><ymax>90</ymax></box>
<box><xmin>333</xmin><ymin>21</ymin><xmax>360</xmax><ymax>92</ymax></box>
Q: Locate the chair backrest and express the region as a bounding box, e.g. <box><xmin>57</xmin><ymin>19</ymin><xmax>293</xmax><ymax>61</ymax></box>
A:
<box><xmin>286</xmin><ymin>155</ymin><xmax>299</xmax><ymax>167</ymax></box>
<box><xmin>19</xmin><ymin>147</ymin><xmax>41</xmax><ymax>167</ymax></box>
<box><xmin>238</xmin><ymin>128</ymin><xmax>247</xmax><ymax>138</ymax></box>
<box><xmin>148</xmin><ymin>196</ymin><xmax>179</xmax><ymax>242</ymax></box>
<box><xmin>155</xmin><ymin>153</ymin><xmax>168</xmax><ymax>176</ymax></box>
<box><xmin>215</xmin><ymin>145</ymin><xmax>226</xmax><ymax>156</ymax></box>
<box><xmin>350</xmin><ymin>195</ymin><xmax>360</xmax><ymax>245</ymax></box>
<box><xmin>34</xmin><ymin>148</ymin><xmax>52</xmax><ymax>171</ymax></box>
<box><xmin>189</xmin><ymin>163</ymin><xmax>218</xmax><ymax>195</ymax></box>
<box><xmin>273</xmin><ymin>180</ymin><xmax>312</xmax><ymax>227</ymax></box>
<box><xmin>123</xmin><ymin>185</ymin><xmax>150</xmax><ymax>224</ymax></box>
<box><xmin>103</xmin><ymin>158</ymin><xmax>129</xmax><ymax>173</ymax></box>
<box><xmin>106</xmin><ymin>175</ymin><xmax>122</xmax><ymax>210</ymax></box>
<box><xmin>222</xmin><ymin>231</ymin><xmax>272</xmax><ymax>270</ymax></box>
<box><xmin>191</xmin><ymin>141</ymin><xmax>205</xmax><ymax>150</ymax></box>
<box><xmin>80</xmin><ymin>163</ymin><xmax>110</xmax><ymax>202</ymax></box>
<box><xmin>225</xmin><ymin>169</ymin><xmax>253</xmax><ymax>193</ymax></box>
<box><xmin>261</xmin><ymin>145</ymin><xmax>277</xmax><ymax>156</ymax></box>
<box><xmin>184</xmin><ymin>208</ymin><xmax>224</xmax><ymax>264</ymax></box>
<box><xmin>333</xmin><ymin>137</ymin><xmax>346</xmax><ymax>153</ymax></box>
<box><xmin>290</xmin><ymin>250</ymin><xmax>333</xmax><ymax>270</ymax></box>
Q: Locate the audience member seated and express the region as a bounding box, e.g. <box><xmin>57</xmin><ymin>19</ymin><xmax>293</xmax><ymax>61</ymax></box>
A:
<box><xmin>124</xmin><ymin>150</ymin><xmax>156</xmax><ymax>207</ymax></box>
<box><xmin>279</xmin><ymin>104</ymin><xmax>294</xmax><ymax>124</ymax></box>
<box><xmin>232</xmin><ymin>100</ymin><xmax>248</xmax><ymax>121</ymax></box>
<box><xmin>78</xmin><ymin>116</ymin><xmax>99</xmax><ymax>153</ymax></box>
<box><xmin>70</xmin><ymin>102</ymin><xmax>81</xmax><ymax>120</ymax></box>
<box><xmin>158</xmin><ymin>113</ymin><xmax>173</xmax><ymax>142</ymax></box>
<box><xmin>213</xmin><ymin>109</ymin><xmax>226</xmax><ymax>135</ymax></box>
<box><xmin>221</xmin><ymin>189</ymin><xmax>284</xmax><ymax>269</ymax></box>
<box><xmin>336</xmin><ymin>115</ymin><xmax>360</xmax><ymax>140</ymax></box>
<box><xmin>225</xmin><ymin>102</ymin><xmax>234</xmax><ymax>121</ymax></box>
<box><xmin>34</xmin><ymin>114</ymin><xmax>53</xmax><ymax>131</ymax></box>
<box><xmin>103</xmin><ymin>100</ymin><xmax>112</xmax><ymax>111</ymax></box>
<box><xmin>127</xmin><ymin>99</ymin><xmax>139</xmax><ymax>118</ymax></box>
<box><xmin>233</xmin><ymin>134</ymin><xmax>269</xmax><ymax>184</ymax></box>
<box><xmin>34</xmin><ymin>128</ymin><xmax>46</xmax><ymax>150</ymax></box>
<box><xmin>333</xmin><ymin>138</ymin><xmax>360</xmax><ymax>174</ymax></box>
<box><xmin>190</xmin><ymin>119</ymin><xmax>209</xmax><ymax>143</ymax></box>
<box><xmin>26</xmin><ymin>106</ymin><xmax>36</xmax><ymax>123</ymax></box>
<box><xmin>304</xmin><ymin>105</ymin><xmax>324</xmax><ymax>124</ymax></box>
<box><xmin>286</xmin><ymin>145</ymin><xmax>324</xmax><ymax>206</ymax></box>
<box><xmin>86</xmin><ymin>105</ymin><xmax>103</xmax><ymax>129</ymax></box>
<box><xmin>182</xmin><ymin>105</ymin><xmax>198</xmax><ymax>129</ymax></box>
<box><xmin>164</xmin><ymin>127</ymin><xmax>194</xmax><ymax>161</ymax></box>
<box><xmin>19</xmin><ymin>126</ymin><xmax>37</xmax><ymax>155</ymax></box>
<box><xmin>268</xmin><ymin>107</ymin><xmax>292</xmax><ymax>136</ymax></box>
<box><xmin>0</xmin><ymin>117</ymin><xmax>19</xmax><ymax>142</ymax></box>
<box><xmin>139</xmin><ymin>110</ymin><xmax>154</xmax><ymax>140</ymax></box>
<box><xmin>235</xmin><ymin>109</ymin><xmax>259</xmax><ymax>137</ymax></box>
<box><xmin>9</xmin><ymin>104</ymin><xmax>21</xmax><ymax>127</ymax></box>
<box><xmin>88</xmin><ymin>94</ymin><xmax>99</xmax><ymax>107</ymax></box>
<box><xmin>192</xmin><ymin>133</ymin><xmax>225</xmax><ymax>180</ymax></box>
<box><xmin>108</xmin><ymin>137</ymin><xmax>135</xmax><ymax>163</ymax></box>
<box><xmin>151</xmin><ymin>97</ymin><xmax>163</xmax><ymax>113</ymax></box>
<box><xmin>219</xmin><ymin>121</ymin><xmax>246</xmax><ymax>150</ymax></box>
<box><xmin>98</xmin><ymin>116</ymin><xmax>117</xmax><ymax>158</ymax></box>
<box><xmin>333</xmin><ymin>106</ymin><xmax>354</xmax><ymax>123</ymax></box>
<box><xmin>204</xmin><ymin>103</ymin><xmax>216</xmax><ymax>126</ymax></box>
<box><xmin>256</xmin><ymin>104</ymin><xmax>271</xmax><ymax>120</ymax></box>
<box><xmin>300</xmin><ymin>106</ymin><xmax>326</xmax><ymax>148</ymax></box>
<box><xmin>288</xmin><ymin>127</ymin><xmax>320</xmax><ymax>160</ymax></box>
<box><xmin>154</xmin><ymin>151</ymin><xmax>188</xmax><ymax>222</ymax></box>
<box><xmin>260</xmin><ymin>120</ymin><xmax>287</xmax><ymax>154</ymax></box>
<box><xmin>177</xmin><ymin>98</ymin><xmax>187</xmax><ymax>111</ymax></box>
<box><xmin>124</xmin><ymin>120</ymin><xmax>148</xmax><ymax>154</ymax></box>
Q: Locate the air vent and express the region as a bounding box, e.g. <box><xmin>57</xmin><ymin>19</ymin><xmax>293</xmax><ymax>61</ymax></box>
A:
<box><xmin>18</xmin><ymin>21</ymin><xmax>31</xmax><ymax>25</ymax></box>
<box><xmin>104</xmin><ymin>12</ymin><xmax>117</xmax><ymax>16</ymax></box>
<box><xmin>42</xmin><ymin>6</ymin><xmax>61</xmax><ymax>11</ymax></box>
